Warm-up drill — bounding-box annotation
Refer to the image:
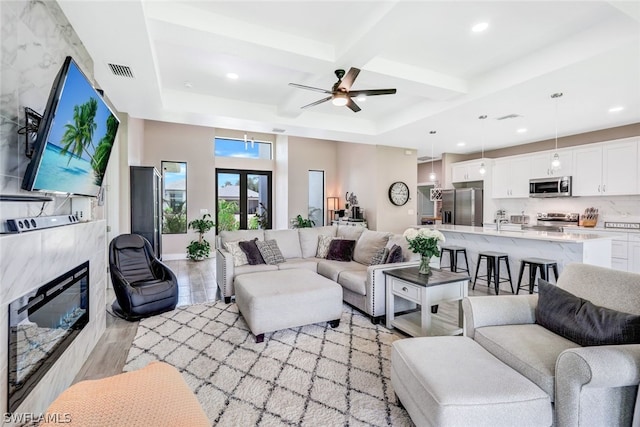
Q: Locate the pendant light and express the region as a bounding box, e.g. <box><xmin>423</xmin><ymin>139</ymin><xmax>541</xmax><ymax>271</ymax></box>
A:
<box><xmin>550</xmin><ymin>92</ymin><xmax>563</xmax><ymax>172</ymax></box>
<box><xmin>478</xmin><ymin>115</ymin><xmax>487</xmax><ymax>175</ymax></box>
<box><xmin>429</xmin><ymin>130</ymin><xmax>437</xmax><ymax>181</ymax></box>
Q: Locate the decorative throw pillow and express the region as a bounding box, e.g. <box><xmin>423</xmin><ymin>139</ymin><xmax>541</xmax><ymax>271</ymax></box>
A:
<box><xmin>316</xmin><ymin>235</ymin><xmax>337</xmax><ymax>258</ymax></box>
<box><xmin>255</xmin><ymin>240</ymin><xmax>286</xmax><ymax>265</ymax></box>
<box><xmin>370</xmin><ymin>247</ymin><xmax>390</xmax><ymax>265</ymax></box>
<box><xmin>238</xmin><ymin>238</ymin><xmax>265</xmax><ymax>265</ymax></box>
<box><xmin>535</xmin><ymin>279</ymin><xmax>640</xmax><ymax>346</ymax></box>
<box><xmin>326</xmin><ymin>239</ymin><xmax>356</xmax><ymax>262</ymax></box>
<box><xmin>224</xmin><ymin>241</ymin><xmax>249</xmax><ymax>267</ymax></box>
<box><xmin>385</xmin><ymin>244</ymin><xmax>403</xmax><ymax>264</ymax></box>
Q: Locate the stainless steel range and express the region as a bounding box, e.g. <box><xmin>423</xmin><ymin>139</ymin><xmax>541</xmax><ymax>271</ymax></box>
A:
<box><xmin>522</xmin><ymin>212</ymin><xmax>579</xmax><ymax>232</ymax></box>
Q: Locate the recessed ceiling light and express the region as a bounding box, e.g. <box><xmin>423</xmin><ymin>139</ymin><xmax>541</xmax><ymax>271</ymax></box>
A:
<box><xmin>516</xmin><ymin>128</ymin><xmax>527</xmax><ymax>133</ymax></box>
<box><xmin>183</xmin><ymin>81</ymin><xmax>193</xmax><ymax>88</ymax></box>
<box><xmin>226</xmin><ymin>72</ymin><xmax>239</xmax><ymax>80</ymax></box>
<box><xmin>472</xmin><ymin>22</ymin><xmax>489</xmax><ymax>33</ymax></box>
<box><xmin>456</xmin><ymin>141</ymin><xmax>466</xmax><ymax>147</ymax></box>
<box><xmin>608</xmin><ymin>106</ymin><xmax>624</xmax><ymax>113</ymax></box>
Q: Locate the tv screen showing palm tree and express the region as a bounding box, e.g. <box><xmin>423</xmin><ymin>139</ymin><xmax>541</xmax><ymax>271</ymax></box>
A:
<box><xmin>22</xmin><ymin>57</ymin><xmax>119</xmax><ymax>197</ymax></box>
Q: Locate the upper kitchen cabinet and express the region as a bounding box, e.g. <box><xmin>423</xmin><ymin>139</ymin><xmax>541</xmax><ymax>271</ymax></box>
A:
<box><xmin>492</xmin><ymin>156</ymin><xmax>531</xmax><ymax>198</ymax></box>
<box><xmin>530</xmin><ymin>148</ymin><xmax>573</xmax><ymax>179</ymax></box>
<box><xmin>573</xmin><ymin>139</ymin><xmax>638</xmax><ymax>196</ymax></box>
<box><xmin>451</xmin><ymin>159</ymin><xmax>489</xmax><ymax>183</ymax></box>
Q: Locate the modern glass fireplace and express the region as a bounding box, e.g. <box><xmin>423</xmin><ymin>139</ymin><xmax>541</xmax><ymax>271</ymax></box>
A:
<box><xmin>8</xmin><ymin>261</ymin><xmax>89</xmax><ymax>413</ymax></box>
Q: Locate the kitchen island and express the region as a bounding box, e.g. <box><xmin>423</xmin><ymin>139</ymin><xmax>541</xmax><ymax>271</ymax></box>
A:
<box><xmin>424</xmin><ymin>224</ymin><xmax>613</xmax><ymax>293</ymax></box>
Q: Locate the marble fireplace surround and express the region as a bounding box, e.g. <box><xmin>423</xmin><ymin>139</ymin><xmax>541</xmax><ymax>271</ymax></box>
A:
<box><xmin>0</xmin><ymin>220</ymin><xmax>106</xmax><ymax>418</ymax></box>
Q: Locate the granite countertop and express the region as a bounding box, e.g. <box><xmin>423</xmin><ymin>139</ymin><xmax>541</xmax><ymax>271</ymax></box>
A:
<box><xmin>428</xmin><ymin>224</ymin><xmax>614</xmax><ymax>242</ymax></box>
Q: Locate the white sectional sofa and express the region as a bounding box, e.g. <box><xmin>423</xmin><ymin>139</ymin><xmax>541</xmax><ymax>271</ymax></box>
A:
<box><xmin>215</xmin><ymin>226</ymin><xmax>419</xmax><ymax>323</ymax></box>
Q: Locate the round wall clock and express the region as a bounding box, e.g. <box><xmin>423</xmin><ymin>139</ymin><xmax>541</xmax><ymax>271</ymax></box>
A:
<box><xmin>388</xmin><ymin>181</ymin><xmax>410</xmax><ymax>206</ymax></box>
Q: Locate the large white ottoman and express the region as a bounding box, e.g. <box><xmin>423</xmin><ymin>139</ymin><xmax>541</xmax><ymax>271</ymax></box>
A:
<box><xmin>392</xmin><ymin>336</ymin><xmax>552</xmax><ymax>427</ymax></box>
<box><xmin>235</xmin><ymin>269</ymin><xmax>343</xmax><ymax>343</ymax></box>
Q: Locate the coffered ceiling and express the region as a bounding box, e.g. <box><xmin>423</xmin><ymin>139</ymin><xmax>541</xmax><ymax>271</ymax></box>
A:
<box><xmin>57</xmin><ymin>1</ymin><xmax>640</xmax><ymax>159</ymax></box>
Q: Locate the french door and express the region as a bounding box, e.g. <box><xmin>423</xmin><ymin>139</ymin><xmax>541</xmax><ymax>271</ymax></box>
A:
<box><xmin>215</xmin><ymin>169</ymin><xmax>272</xmax><ymax>232</ymax></box>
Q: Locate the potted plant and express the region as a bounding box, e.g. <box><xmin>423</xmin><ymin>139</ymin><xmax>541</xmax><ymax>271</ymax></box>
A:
<box><xmin>186</xmin><ymin>213</ymin><xmax>215</xmax><ymax>261</ymax></box>
<box><xmin>292</xmin><ymin>214</ymin><xmax>315</xmax><ymax>228</ymax></box>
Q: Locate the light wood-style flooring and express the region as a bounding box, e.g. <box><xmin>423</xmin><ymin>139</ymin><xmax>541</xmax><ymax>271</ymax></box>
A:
<box><xmin>73</xmin><ymin>258</ymin><xmax>512</xmax><ymax>384</ymax></box>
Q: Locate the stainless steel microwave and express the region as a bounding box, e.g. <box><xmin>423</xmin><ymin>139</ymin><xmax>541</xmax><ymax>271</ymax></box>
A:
<box><xmin>529</xmin><ymin>176</ymin><xmax>572</xmax><ymax>198</ymax></box>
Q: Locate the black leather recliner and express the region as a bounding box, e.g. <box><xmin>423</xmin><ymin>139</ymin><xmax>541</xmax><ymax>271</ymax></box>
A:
<box><xmin>109</xmin><ymin>234</ymin><xmax>178</xmax><ymax>320</ymax></box>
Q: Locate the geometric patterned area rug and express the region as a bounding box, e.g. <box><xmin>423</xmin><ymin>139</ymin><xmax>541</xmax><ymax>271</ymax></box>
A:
<box><xmin>124</xmin><ymin>301</ymin><xmax>413</xmax><ymax>426</ymax></box>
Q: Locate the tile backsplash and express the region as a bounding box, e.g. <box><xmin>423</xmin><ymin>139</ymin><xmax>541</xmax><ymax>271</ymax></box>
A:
<box><xmin>495</xmin><ymin>195</ymin><xmax>640</xmax><ymax>225</ymax></box>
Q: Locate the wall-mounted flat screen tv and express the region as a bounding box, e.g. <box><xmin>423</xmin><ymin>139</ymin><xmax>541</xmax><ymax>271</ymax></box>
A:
<box><xmin>22</xmin><ymin>56</ymin><xmax>119</xmax><ymax>197</ymax></box>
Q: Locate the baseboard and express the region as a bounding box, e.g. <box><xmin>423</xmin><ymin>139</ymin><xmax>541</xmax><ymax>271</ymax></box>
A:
<box><xmin>161</xmin><ymin>253</ymin><xmax>216</xmax><ymax>261</ymax></box>
<box><xmin>162</xmin><ymin>253</ymin><xmax>188</xmax><ymax>261</ymax></box>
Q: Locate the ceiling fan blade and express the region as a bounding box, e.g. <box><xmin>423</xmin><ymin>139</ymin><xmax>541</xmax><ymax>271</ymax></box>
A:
<box><xmin>346</xmin><ymin>98</ymin><xmax>361</xmax><ymax>113</ymax></box>
<box><xmin>337</xmin><ymin>67</ymin><xmax>360</xmax><ymax>91</ymax></box>
<box><xmin>348</xmin><ymin>88</ymin><xmax>397</xmax><ymax>97</ymax></box>
<box><xmin>288</xmin><ymin>83</ymin><xmax>332</xmax><ymax>94</ymax></box>
<box><xmin>301</xmin><ymin>96</ymin><xmax>332</xmax><ymax>109</ymax></box>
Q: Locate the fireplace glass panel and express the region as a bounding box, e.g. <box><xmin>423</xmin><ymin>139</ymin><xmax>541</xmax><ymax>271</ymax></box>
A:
<box><xmin>8</xmin><ymin>261</ymin><xmax>89</xmax><ymax>412</ymax></box>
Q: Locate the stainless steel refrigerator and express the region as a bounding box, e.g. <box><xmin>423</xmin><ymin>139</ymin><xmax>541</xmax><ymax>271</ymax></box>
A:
<box><xmin>441</xmin><ymin>188</ymin><xmax>483</xmax><ymax>226</ymax></box>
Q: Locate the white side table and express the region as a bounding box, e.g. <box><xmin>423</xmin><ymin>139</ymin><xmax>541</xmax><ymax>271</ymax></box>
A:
<box><xmin>384</xmin><ymin>267</ymin><xmax>469</xmax><ymax>337</ymax></box>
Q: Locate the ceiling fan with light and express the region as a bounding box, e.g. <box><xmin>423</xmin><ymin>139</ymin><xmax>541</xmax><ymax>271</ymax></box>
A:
<box><xmin>288</xmin><ymin>67</ymin><xmax>396</xmax><ymax>112</ymax></box>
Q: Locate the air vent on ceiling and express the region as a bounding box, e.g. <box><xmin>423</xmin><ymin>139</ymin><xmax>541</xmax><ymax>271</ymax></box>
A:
<box><xmin>107</xmin><ymin>63</ymin><xmax>134</xmax><ymax>78</ymax></box>
<box><xmin>272</xmin><ymin>128</ymin><xmax>286</xmax><ymax>133</ymax></box>
<box><xmin>496</xmin><ymin>114</ymin><xmax>522</xmax><ymax>120</ymax></box>
<box><xmin>418</xmin><ymin>155</ymin><xmax>436</xmax><ymax>162</ymax></box>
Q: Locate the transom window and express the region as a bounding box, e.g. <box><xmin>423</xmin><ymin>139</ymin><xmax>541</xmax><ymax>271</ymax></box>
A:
<box><xmin>214</xmin><ymin>137</ymin><xmax>272</xmax><ymax>160</ymax></box>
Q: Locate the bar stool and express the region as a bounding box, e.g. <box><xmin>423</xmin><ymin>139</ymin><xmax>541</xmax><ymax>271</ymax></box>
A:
<box><xmin>516</xmin><ymin>258</ymin><xmax>559</xmax><ymax>294</ymax></box>
<box><xmin>439</xmin><ymin>246</ymin><xmax>470</xmax><ymax>274</ymax></box>
<box><xmin>473</xmin><ymin>251</ymin><xmax>514</xmax><ymax>295</ymax></box>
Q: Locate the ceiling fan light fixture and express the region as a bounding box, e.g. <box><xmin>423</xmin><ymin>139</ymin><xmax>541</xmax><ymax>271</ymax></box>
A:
<box><xmin>332</xmin><ymin>94</ymin><xmax>348</xmax><ymax>107</ymax></box>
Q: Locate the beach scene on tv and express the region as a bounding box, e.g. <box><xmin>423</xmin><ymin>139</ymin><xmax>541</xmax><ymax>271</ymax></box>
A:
<box><xmin>33</xmin><ymin>61</ymin><xmax>118</xmax><ymax>196</ymax></box>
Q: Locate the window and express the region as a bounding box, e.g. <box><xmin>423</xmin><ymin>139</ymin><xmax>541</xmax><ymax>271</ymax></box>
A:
<box><xmin>214</xmin><ymin>137</ymin><xmax>272</xmax><ymax>160</ymax></box>
<box><xmin>162</xmin><ymin>161</ymin><xmax>187</xmax><ymax>234</ymax></box>
<box><xmin>216</xmin><ymin>169</ymin><xmax>272</xmax><ymax>232</ymax></box>
<box><xmin>308</xmin><ymin>170</ymin><xmax>324</xmax><ymax>226</ymax></box>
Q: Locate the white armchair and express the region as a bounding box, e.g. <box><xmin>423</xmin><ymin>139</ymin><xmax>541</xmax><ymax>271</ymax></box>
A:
<box><xmin>462</xmin><ymin>263</ymin><xmax>640</xmax><ymax>426</ymax></box>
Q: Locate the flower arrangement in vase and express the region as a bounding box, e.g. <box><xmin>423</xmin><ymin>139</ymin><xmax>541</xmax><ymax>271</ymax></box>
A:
<box><xmin>403</xmin><ymin>228</ymin><xmax>446</xmax><ymax>275</ymax></box>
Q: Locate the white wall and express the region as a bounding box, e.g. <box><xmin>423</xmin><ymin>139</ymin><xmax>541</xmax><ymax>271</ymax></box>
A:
<box><xmin>287</xmin><ymin>136</ymin><xmax>338</xmax><ymax>226</ymax></box>
<box><xmin>374</xmin><ymin>145</ymin><xmax>418</xmax><ymax>233</ymax></box>
<box><xmin>142</xmin><ymin>120</ymin><xmax>216</xmax><ymax>257</ymax></box>
<box><xmin>274</xmin><ymin>134</ymin><xmax>289</xmax><ymax>229</ymax></box>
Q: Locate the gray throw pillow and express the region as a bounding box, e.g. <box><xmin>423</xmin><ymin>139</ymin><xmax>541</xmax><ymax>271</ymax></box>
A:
<box><xmin>536</xmin><ymin>279</ymin><xmax>640</xmax><ymax>346</ymax></box>
<box><xmin>238</xmin><ymin>238</ymin><xmax>265</xmax><ymax>265</ymax></box>
<box><xmin>326</xmin><ymin>239</ymin><xmax>356</xmax><ymax>262</ymax></box>
<box><xmin>316</xmin><ymin>235</ymin><xmax>337</xmax><ymax>258</ymax></box>
<box><xmin>370</xmin><ymin>247</ymin><xmax>390</xmax><ymax>265</ymax></box>
<box><xmin>385</xmin><ymin>244</ymin><xmax>403</xmax><ymax>264</ymax></box>
<box><xmin>223</xmin><ymin>241</ymin><xmax>249</xmax><ymax>267</ymax></box>
<box><xmin>256</xmin><ymin>240</ymin><xmax>286</xmax><ymax>265</ymax></box>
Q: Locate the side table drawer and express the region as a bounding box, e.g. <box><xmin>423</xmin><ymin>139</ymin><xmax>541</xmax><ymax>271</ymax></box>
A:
<box><xmin>391</xmin><ymin>279</ymin><xmax>420</xmax><ymax>302</ymax></box>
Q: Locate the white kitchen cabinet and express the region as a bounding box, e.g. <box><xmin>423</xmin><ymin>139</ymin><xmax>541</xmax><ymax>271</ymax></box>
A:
<box><xmin>492</xmin><ymin>156</ymin><xmax>530</xmax><ymax>198</ymax></box>
<box><xmin>629</xmin><ymin>234</ymin><xmax>640</xmax><ymax>274</ymax></box>
<box><xmin>563</xmin><ymin>228</ymin><xmax>635</xmax><ymax>272</ymax></box>
<box><xmin>451</xmin><ymin>159</ymin><xmax>488</xmax><ymax>183</ymax></box>
<box><xmin>530</xmin><ymin>148</ymin><xmax>573</xmax><ymax>179</ymax></box>
<box><xmin>573</xmin><ymin>140</ymin><xmax>638</xmax><ymax>196</ymax></box>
